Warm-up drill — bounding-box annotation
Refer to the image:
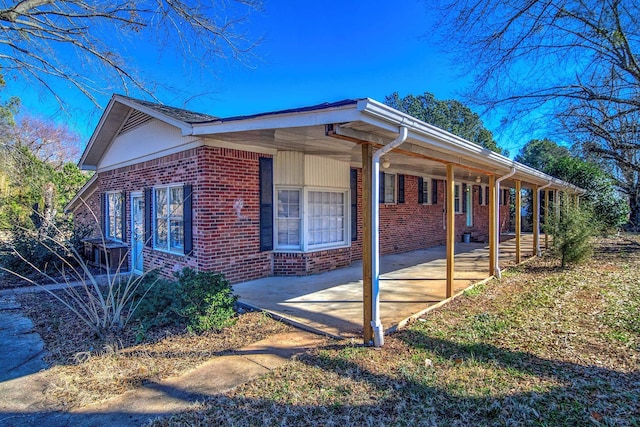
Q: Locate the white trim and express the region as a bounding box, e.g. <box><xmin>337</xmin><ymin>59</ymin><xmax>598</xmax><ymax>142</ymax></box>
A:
<box><xmin>421</xmin><ymin>176</ymin><xmax>433</xmax><ymax>205</ymax></box>
<box><xmin>97</xmin><ymin>140</ymin><xmax>204</xmax><ymax>172</ymax></box>
<box><xmin>153</xmin><ymin>184</ymin><xmax>186</xmax><ymax>255</ymax></box>
<box><xmin>203</xmin><ymin>139</ymin><xmax>278</xmax><ymax>156</ymax></box>
<box><xmin>105</xmin><ymin>191</ymin><xmax>124</xmax><ymax>242</ymax></box>
<box><xmin>274</xmin><ymin>187</ymin><xmax>303</xmax><ymax>251</ymax></box>
<box><xmin>130</xmin><ymin>191</ymin><xmax>144</xmax><ymax>275</ymax></box>
<box><xmin>304</xmin><ymin>187</ymin><xmax>350</xmax><ymax>251</ymax></box>
<box><xmin>381</xmin><ymin>172</ymin><xmax>397</xmax><ymax>204</ymax></box>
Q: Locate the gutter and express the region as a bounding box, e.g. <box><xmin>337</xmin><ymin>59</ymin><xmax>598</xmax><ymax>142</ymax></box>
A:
<box><xmin>494</xmin><ymin>168</ymin><xmax>516</xmax><ymax>278</ymax></box>
<box><xmin>371</xmin><ymin>126</ymin><xmax>409</xmax><ymax>348</ymax></box>
<box><xmin>537</xmin><ymin>181</ymin><xmax>553</xmax><ymax>256</ymax></box>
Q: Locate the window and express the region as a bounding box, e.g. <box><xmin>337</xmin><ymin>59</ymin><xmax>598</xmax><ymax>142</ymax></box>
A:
<box><xmin>275</xmin><ymin>187</ymin><xmax>349</xmax><ymax>251</ymax></box>
<box><xmin>500</xmin><ymin>188</ymin><xmax>509</xmax><ymax>206</ymax></box>
<box><xmin>106</xmin><ymin>192</ymin><xmax>123</xmax><ymax>241</ymax></box>
<box><xmin>419</xmin><ymin>177</ymin><xmax>432</xmax><ymax>205</ymax></box>
<box><xmin>478</xmin><ymin>186</ymin><xmax>487</xmax><ymax>206</ymax></box>
<box><xmin>276</xmin><ymin>189</ymin><xmax>301</xmax><ymax>249</ymax></box>
<box><xmin>308</xmin><ymin>190</ymin><xmax>346</xmax><ymax>248</ymax></box>
<box><xmin>454</xmin><ymin>183</ymin><xmax>462</xmax><ymax>213</ymax></box>
<box><xmin>154</xmin><ymin>185</ymin><xmax>184</xmax><ymax>253</ymax></box>
<box><xmin>382</xmin><ymin>172</ymin><xmax>396</xmax><ymax>204</ymax></box>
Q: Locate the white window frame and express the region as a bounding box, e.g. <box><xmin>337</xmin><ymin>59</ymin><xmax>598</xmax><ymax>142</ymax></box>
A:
<box><xmin>153</xmin><ymin>184</ymin><xmax>185</xmax><ymax>255</ymax></box>
<box><xmin>421</xmin><ymin>177</ymin><xmax>433</xmax><ymax>205</ymax></box>
<box><xmin>382</xmin><ymin>172</ymin><xmax>396</xmax><ymax>204</ymax></box>
<box><xmin>454</xmin><ymin>183</ymin><xmax>463</xmax><ymax>214</ymax></box>
<box><xmin>105</xmin><ymin>191</ymin><xmax>123</xmax><ymax>241</ymax></box>
<box><xmin>275</xmin><ymin>187</ymin><xmax>302</xmax><ymax>251</ymax></box>
<box><xmin>304</xmin><ymin>187</ymin><xmax>349</xmax><ymax>251</ymax></box>
<box><xmin>274</xmin><ymin>186</ymin><xmax>351</xmax><ymax>252</ymax></box>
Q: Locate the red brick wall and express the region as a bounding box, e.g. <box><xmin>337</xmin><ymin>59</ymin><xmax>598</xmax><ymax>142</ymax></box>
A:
<box><xmin>349</xmin><ymin>170</ymin><xmax>509</xmax><ymax>261</ymax></box>
<box><xmin>73</xmin><ymin>146</ymin><xmax>513</xmax><ymax>282</ymax></box>
<box><xmin>84</xmin><ymin>146</ymin><xmax>273</xmax><ymax>283</ymax></box>
<box><xmin>71</xmin><ymin>188</ymin><xmax>101</xmax><ymax>238</ymax></box>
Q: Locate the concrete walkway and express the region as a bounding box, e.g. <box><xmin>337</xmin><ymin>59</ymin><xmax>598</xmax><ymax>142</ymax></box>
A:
<box><xmin>234</xmin><ymin>234</ymin><xmax>539</xmax><ymax>339</ymax></box>
<box><xmin>0</xmin><ymin>277</ymin><xmax>326</xmax><ymax>426</ymax></box>
<box><xmin>0</xmin><ymin>330</ymin><xmax>324</xmax><ymax>426</ymax></box>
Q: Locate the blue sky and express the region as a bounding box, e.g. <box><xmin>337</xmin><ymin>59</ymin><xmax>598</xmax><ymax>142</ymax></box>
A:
<box><xmin>9</xmin><ymin>0</ymin><xmax>531</xmax><ymax>155</ymax></box>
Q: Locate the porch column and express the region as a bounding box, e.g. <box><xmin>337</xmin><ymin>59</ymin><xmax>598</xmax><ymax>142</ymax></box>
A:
<box><xmin>446</xmin><ymin>164</ymin><xmax>455</xmax><ymax>298</ymax></box>
<box><xmin>515</xmin><ymin>180</ymin><xmax>521</xmax><ymax>264</ymax></box>
<box><xmin>533</xmin><ymin>185</ymin><xmax>540</xmax><ymax>256</ymax></box>
<box><xmin>488</xmin><ymin>175</ymin><xmax>496</xmax><ymax>275</ymax></box>
<box><xmin>361</xmin><ymin>144</ymin><xmax>373</xmax><ymax>345</ymax></box>
<box><xmin>554</xmin><ymin>190</ymin><xmax>560</xmax><ymax>223</ymax></box>
<box><xmin>544</xmin><ymin>189</ymin><xmax>550</xmax><ymax>249</ymax></box>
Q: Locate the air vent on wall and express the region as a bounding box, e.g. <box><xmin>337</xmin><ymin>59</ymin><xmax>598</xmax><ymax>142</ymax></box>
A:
<box><xmin>118</xmin><ymin>110</ymin><xmax>152</xmax><ymax>135</ymax></box>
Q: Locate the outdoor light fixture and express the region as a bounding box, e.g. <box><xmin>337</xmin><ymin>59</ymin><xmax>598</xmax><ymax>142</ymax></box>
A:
<box><xmin>382</xmin><ymin>159</ymin><xmax>391</xmax><ymax>169</ymax></box>
<box><xmin>475</xmin><ymin>176</ymin><xmax>482</xmax><ymax>183</ymax></box>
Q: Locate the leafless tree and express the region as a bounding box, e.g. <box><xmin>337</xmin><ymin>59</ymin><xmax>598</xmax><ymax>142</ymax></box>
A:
<box><xmin>0</xmin><ymin>0</ymin><xmax>262</xmax><ymax>106</ymax></box>
<box><xmin>433</xmin><ymin>0</ymin><xmax>640</xmax><ymax>226</ymax></box>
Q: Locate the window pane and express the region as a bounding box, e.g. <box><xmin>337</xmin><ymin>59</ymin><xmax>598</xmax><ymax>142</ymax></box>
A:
<box><xmin>170</xmin><ymin>187</ymin><xmax>183</xmax><ymax>217</ymax></box>
<box><xmin>170</xmin><ymin>219</ymin><xmax>184</xmax><ymax>250</ymax></box>
<box><xmin>155</xmin><ymin>218</ymin><xmax>168</xmax><ymax>249</ymax></box>
<box><xmin>384</xmin><ymin>174</ymin><xmax>395</xmax><ymax>203</ymax></box>
<box><xmin>155</xmin><ymin>188</ymin><xmax>168</xmax><ymax>218</ymax></box>
<box><xmin>308</xmin><ymin>191</ymin><xmax>347</xmax><ymax>247</ymax></box>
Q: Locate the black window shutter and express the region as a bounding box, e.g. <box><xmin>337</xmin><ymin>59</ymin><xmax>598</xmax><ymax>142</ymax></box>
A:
<box><xmin>100</xmin><ymin>193</ymin><xmax>106</xmax><ymax>237</ymax></box>
<box><xmin>485</xmin><ymin>186</ymin><xmax>489</xmax><ymax>206</ymax></box>
<box><xmin>259</xmin><ymin>157</ymin><xmax>274</xmax><ymax>251</ymax></box>
<box><xmin>183</xmin><ymin>184</ymin><xmax>193</xmax><ymax>256</ymax></box>
<box><xmin>144</xmin><ymin>188</ymin><xmax>152</xmax><ymax>248</ymax></box>
<box><xmin>350</xmin><ymin>169</ymin><xmax>357</xmax><ymax>241</ymax></box>
<box><xmin>478</xmin><ymin>186</ymin><xmax>482</xmax><ymax>205</ymax></box>
<box><xmin>418</xmin><ymin>177</ymin><xmax>424</xmax><ymax>204</ymax></box>
<box><xmin>121</xmin><ymin>191</ymin><xmax>127</xmax><ymax>241</ymax></box>
<box><xmin>462</xmin><ymin>184</ymin><xmax>468</xmax><ymax>213</ymax></box>
<box><xmin>398</xmin><ymin>174</ymin><xmax>405</xmax><ymax>204</ymax></box>
<box><xmin>379</xmin><ymin>172</ymin><xmax>385</xmax><ymax>204</ymax></box>
<box><xmin>432</xmin><ymin>179</ymin><xmax>438</xmax><ymax>205</ymax></box>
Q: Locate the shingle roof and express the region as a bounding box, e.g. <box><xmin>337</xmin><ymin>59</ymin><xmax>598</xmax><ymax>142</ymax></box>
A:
<box><xmin>116</xmin><ymin>95</ymin><xmax>218</xmax><ymax>124</ymax></box>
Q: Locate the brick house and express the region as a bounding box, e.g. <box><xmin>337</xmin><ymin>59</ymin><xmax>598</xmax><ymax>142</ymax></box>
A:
<box><xmin>68</xmin><ymin>95</ymin><xmax>577</xmax><ymax>286</ymax></box>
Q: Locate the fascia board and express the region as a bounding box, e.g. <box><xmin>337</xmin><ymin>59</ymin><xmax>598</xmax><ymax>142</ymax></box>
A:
<box><xmin>190</xmin><ymin>106</ymin><xmax>363</xmax><ymax>135</ymax></box>
<box><xmin>78</xmin><ymin>96</ymin><xmax>119</xmax><ymax>169</ymax></box>
<box><xmin>357</xmin><ymin>98</ymin><xmax>584</xmax><ymax>193</ymax></box>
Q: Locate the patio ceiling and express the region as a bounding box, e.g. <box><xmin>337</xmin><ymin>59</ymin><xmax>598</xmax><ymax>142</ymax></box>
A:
<box><xmin>203</xmin><ymin>123</ymin><xmax>540</xmax><ymax>189</ymax></box>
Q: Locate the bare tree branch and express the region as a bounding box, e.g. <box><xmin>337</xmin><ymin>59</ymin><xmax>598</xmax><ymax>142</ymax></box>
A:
<box><xmin>0</xmin><ymin>0</ymin><xmax>262</xmax><ymax>106</ymax></box>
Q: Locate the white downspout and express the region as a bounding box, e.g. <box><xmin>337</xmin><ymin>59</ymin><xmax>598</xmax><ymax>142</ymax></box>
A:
<box><xmin>494</xmin><ymin>168</ymin><xmax>516</xmax><ymax>278</ymax></box>
<box><xmin>371</xmin><ymin>126</ymin><xmax>408</xmax><ymax>348</ymax></box>
<box><xmin>537</xmin><ymin>181</ymin><xmax>553</xmax><ymax>256</ymax></box>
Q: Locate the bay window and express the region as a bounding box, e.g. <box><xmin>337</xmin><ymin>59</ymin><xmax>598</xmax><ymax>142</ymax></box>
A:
<box><xmin>275</xmin><ymin>187</ymin><xmax>349</xmax><ymax>251</ymax></box>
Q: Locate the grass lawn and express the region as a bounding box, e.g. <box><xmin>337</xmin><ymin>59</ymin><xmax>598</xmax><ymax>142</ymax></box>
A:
<box><xmin>151</xmin><ymin>235</ymin><xmax>640</xmax><ymax>426</ymax></box>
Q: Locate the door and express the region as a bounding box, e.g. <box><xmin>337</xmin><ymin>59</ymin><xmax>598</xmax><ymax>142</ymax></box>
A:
<box><xmin>131</xmin><ymin>192</ymin><xmax>144</xmax><ymax>274</ymax></box>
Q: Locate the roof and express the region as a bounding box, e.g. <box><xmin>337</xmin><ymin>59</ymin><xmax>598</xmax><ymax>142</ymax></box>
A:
<box><xmin>75</xmin><ymin>95</ymin><xmax>585</xmax><ymax>197</ymax></box>
<box><xmin>115</xmin><ymin>95</ymin><xmax>218</xmax><ymax>124</ymax></box>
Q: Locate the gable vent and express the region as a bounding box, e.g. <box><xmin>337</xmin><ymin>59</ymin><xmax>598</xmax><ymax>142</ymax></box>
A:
<box><xmin>119</xmin><ymin>110</ymin><xmax>152</xmax><ymax>135</ymax></box>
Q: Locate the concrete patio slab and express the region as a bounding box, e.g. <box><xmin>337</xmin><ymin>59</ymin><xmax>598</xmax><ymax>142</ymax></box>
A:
<box><xmin>234</xmin><ymin>234</ymin><xmax>539</xmax><ymax>339</ymax></box>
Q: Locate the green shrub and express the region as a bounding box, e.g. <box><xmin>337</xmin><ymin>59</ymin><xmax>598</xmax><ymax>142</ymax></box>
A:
<box><xmin>0</xmin><ymin>220</ymin><xmax>91</xmax><ymax>277</ymax></box>
<box><xmin>174</xmin><ymin>268</ymin><xmax>238</xmax><ymax>333</ymax></box>
<box><xmin>131</xmin><ymin>268</ymin><xmax>238</xmax><ymax>335</ymax></box>
<box><xmin>130</xmin><ymin>274</ymin><xmax>183</xmax><ymax>329</ymax></box>
<box><xmin>548</xmin><ymin>201</ymin><xmax>594</xmax><ymax>267</ymax></box>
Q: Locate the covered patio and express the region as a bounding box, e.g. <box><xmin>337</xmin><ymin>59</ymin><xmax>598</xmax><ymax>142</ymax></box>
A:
<box><xmin>235</xmin><ymin>234</ymin><xmax>540</xmax><ymax>339</ymax></box>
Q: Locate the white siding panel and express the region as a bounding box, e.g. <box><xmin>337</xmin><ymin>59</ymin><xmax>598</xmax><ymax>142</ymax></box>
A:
<box><xmin>275</xmin><ymin>151</ymin><xmax>304</xmax><ymax>186</ymax></box>
<box><xmin>98</xmin><ymin>119</ymin><xmax>199</xmax><ymax>170</ymax></box>
<box><xmin>305</xmin><ymin>155</ymin><xmax>349</xmax><ymax>188</ymax></box>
